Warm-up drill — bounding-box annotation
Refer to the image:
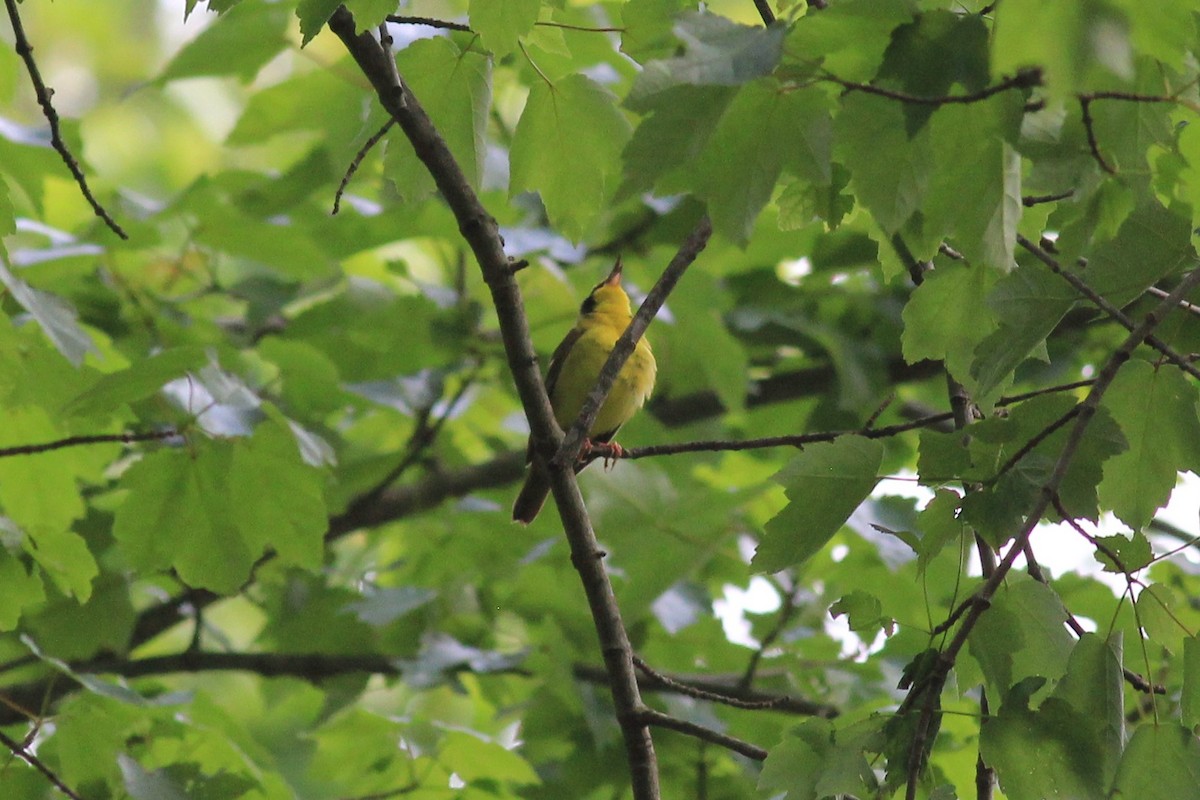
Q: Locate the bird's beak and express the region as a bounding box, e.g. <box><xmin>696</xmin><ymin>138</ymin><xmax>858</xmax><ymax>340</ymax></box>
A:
<box><xmin>604</xmin><ymin>258</ymin><xmax>623</xmax><ymax>287</ymax></box>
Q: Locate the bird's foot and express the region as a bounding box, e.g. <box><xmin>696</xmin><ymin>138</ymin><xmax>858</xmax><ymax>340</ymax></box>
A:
<box><xmin>581</xmin><ymin>440</ymin><xmax>625</xmax><ymax>470</ymax></box>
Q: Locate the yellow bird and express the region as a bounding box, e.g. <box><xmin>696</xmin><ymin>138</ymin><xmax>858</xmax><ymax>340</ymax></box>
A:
<box><xmin>512</xmin><ymin>259</ymin><xmax>657</xmax><ymax>524</ymax></box>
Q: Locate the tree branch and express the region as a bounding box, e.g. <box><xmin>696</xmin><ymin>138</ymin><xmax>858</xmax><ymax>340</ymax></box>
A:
<box><xmin>0</xmin><ymin>429</ymin><xmax>181</xmax><ymax>458</ymax></box>
<box><xmin>326</xmin><ymin>9</ymin><xmax>660</xmax><ymax>797</ymax></box>
<box><xmin>4</xmin><ymin>0</ymin><xmax>127</xmax><ymax>239</ymax></box>
<box><xmin>903</xmin><ymin>266</ymin><xmax>1200</xmax><ymax>788</ymax></box>
<box><xmin>640</xmin><ymin>708</ymin><xmax>769</xmax><ymax>761</ymax></box>
<box><xmin>1016</xmin><ymin>235</ymin><xmax>1200</xmax><ymax>382</ymax></box>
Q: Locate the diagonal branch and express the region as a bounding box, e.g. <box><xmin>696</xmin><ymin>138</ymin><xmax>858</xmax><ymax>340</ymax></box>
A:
<box><xmin>902</xmin><ymin>265</ymin><xmax>1200</xmax><ymax>788</ymax></box>
<box><xmin>1016</xmin><ymin>235</ymin><xmax>1200</xmax><ymax>382</ymax></box>
<box><xmin>326</xmin><ymin>8</ymin><xmax>661</xmax><ymax>798</ymax></box>
<box><xmin>5</xmin><ymin>0</ymin><xmax>127</xmax><ymax>239</ymax></box>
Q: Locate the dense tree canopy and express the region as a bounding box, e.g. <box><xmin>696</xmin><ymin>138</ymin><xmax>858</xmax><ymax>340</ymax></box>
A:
<box><xmin>2</xmin><ymin>0</ymin><xmax>1200</xmax><ymax>798</ymax></box>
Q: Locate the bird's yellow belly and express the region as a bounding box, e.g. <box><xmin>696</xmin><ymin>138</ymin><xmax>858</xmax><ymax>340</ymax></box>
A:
<box><xmin>551</xmin><ymin>328</ymin><xmax>655</xmax><ymax>438</ymax></box>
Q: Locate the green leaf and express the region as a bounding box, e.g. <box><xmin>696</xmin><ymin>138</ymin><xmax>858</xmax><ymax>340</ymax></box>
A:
<box><xmin>621</xmin><ymin>0</ymin><xmax>692</xmax><ymax>64</ymax></box>
<box><xmin>1079</xmin><ymin>202</ymin><xmax>1196</xmax><ymax>308</ymax></box>
<box><xmin>835</xmin><ymin>93</ymin><xmax>934</xmax><ymax>233</ymax></box>
<box><xmin>969</xmin><ymin>576</ymin><xmax>1073</xmax><ymax>697</ymax></box>
<box><xmin>1185</xmin><ymin>635</ymin><xmax>1200</xmax><ymax>730</ymax></box>
<box><xmin>980</xmin><ymin>681</ymin><xmax>1106</xmax><ymax>800</ymax></box>
<box><xmin>923</xmin><ymin>98</ymin><xmax>1023</xmax><ymax>270</ymax></box>
<box><xmin>969</xmin><ymin>264</ymin><xmax>1077</xmax><ymax>399</ymax></box>
<box><xmin>830</xmin><ymin>590</ymin><xmax>893</xmax><ymax>636</ymax></box>
<box><xmin>1051</xmin><ymin>633</ymin><xmax>1124</xmax><ymax>788</ymax></box>
<box><xmin>0</xmin><ymin>256</ymin><xmax>96</xmax><ymax>366</ymax></box>
<box><xmin>1099</xmin><ymin>361</ymin><xmax>1200</xmax><ymax>531</ymax></box>
<box><xmin>510</xmin><ymin>74</ymin><xmax>631</xmax><ymax>241</ymax></box>
<box><xmin>64</xmin><ymin>347</ymin><xmax>207</xmax><ymax>418</ymax></box>
<box><xmin>296</xmin><ymin>0</ymin><xmax>343</xmax><ymax>46</ymax></box>
<box><xmin>1092</xmin><ymin>531</ymin><xmax>1153</xmax><ymax>573</ymax></box>
<box><xmin>784</xmin><ymin>0</ymin><xmax>915</xmax><ymax>82</ymax></box>
<box><xmin>754</xmin><ymin>437</ymin><xmax>884</xmax><ymax>572</ymax></box>
<box><xmin>343</xmin><ymin>0</ymin><xmax>397</xmax><ymax>32</ymax></box>
<box><xmin>0</xmin><ymin>406</ymin><xmax>88</xmax><ymax>532</ymax></box>
<box><xmin>1136</xmin><ymin>582</ymin><xmax>1183</xmax><ymax>653</ymax></box>
<box><xmin>627</xmin><ymin>12</ymin><xmax>785</xmax><ymax>105</ymax></box>
<box><xmin>914</xmin><ymin>490</ymin><xmax>965</xmax><ymax>572</ymax></box>
<box><xmin>901</xmin><ymin>263</ymin><xmax>999</xmax><ymax>382</ymax></box>
<box><xmin>159</xmin><ymin>2</ymin><xmax>290</xmax><ymax>82</ymax></box>
<box><xmin>991</xmin><ymin>0</ymin><xmax>1092</xmax><ymax>97</ymax></box>
<box><xmin>760</xmin><ymin>718</ymin><xmax>876</xmax><ymax>799</ymax></box>
<box><xmin>113</xmin><ymin>444</ymin><xmax>253</xmax><ymax>594</ymax></box>
<box><xmin>388</xmin><ymin>38</ymin><xmax>491</xmax><ymax>201</ymax></box>
<box><xmin>0</xmin><ymin>548</ymin><xmax>45</xmax><ymax>631</ymax></box>
<box><xmin>1108</xmin><ymin>725</ymin><xmax>1200</xmax><ymax>800</ymax></box>
<box><xmin>470</xmin><ymin>0</ymin><xmax>540</xmax><ymax>56</ymax></box>
<box><xmin>620</xmin><ymin>84</ymin><xmax>738</xmax><ymax>197</ymax></box>
<box><xmin>229</xmin><ymin>420</ymin><xmax>327</xmax><ymax>570</ymax></box>
<box><xmin>439</xmin><ymin>731</ymin><xmax>540</xmax><ymax>786</ymax></box>
<box><xmin>23</xmin><ymin>525</ymin><xmax>97</xmax><ymax>602</ymax></box>
<box><xmin>689</xmin><ymin>83</ymin><xmax>832</xmax><ymax>241</ymax></box>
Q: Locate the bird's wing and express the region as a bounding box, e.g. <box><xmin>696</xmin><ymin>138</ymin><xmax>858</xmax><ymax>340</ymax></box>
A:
<box><xmin>543</xmin><ymin>326</ymin><xmax>584</xmax><ymax>400</ymax></box>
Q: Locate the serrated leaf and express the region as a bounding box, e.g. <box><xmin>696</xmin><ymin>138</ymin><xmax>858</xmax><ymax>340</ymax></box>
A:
<box><xmin>688</xmin><ymin>83</ymin><xmax>832</xmax><ymax>241</ymax></box>
<box><xmin>24</xmin><ymin>525</ymin><xmax>97</xmax><ymax>602</ymax></box>
<box><xmin>969</xmin><ymin>576</ymin><xmax>1073</xmax><ymax>697</ymax></box>
<box><xmin>620</xmin><ymin>84</ymin><xmax>737</xmax><ymax>197</ymax></box>
<box><xmin>901</xmin><ymin>263</ymin><xmax>999</xmax><ymax>381</ymax></box>
<box><xmin>0</xmin><ymin>549</ymin><xmax>45</xmax><ymax>631</ymax></box>
<box><xmin>160</xmin><ymin>2</ymin><xmax>290</xmax><ymax>82</ymax></box>
<box><xmin>970</xmin><ymin>264</ymin><xmax>1076</xmax><ymax>399</ymax></box>
<box><xmin>510</xmin><ymin>74</ymin><xmax>631</xmax><ymax>241</ymax></box>
<box><xmin>296</xmin><ymin>0</ymin><xmax>342</xmax><ymax>46</ymax></box>
<box><xmin>924</xmin><ymin>98</ymin><xmax>1023</xmax><ymax>270</ymax></box>
<box><xmin>387</xmin><ymin>38</ymin><xmax>491</xmax><ymax>201</ymax></box>
<box><xmin>1099</xmin><ymin>361</ymin><xmax>1200</xmax><ymax>531</ymax></box>
<box><xmin>1137</xmin><ymin>582</ymin><xmax>1183</xmax><ymax>652</ymax></box>
<box><xmin>980</xmin><ymin>684</ymin><xmax>1105</xmax><ymax>800</ymax></box>
<box><xmin>621</xmin><ymin>0</ymin><xmax>691</xmax><ymax>64</ymax></box>
<box><xmin>914</xmin><ymin>490</ymin><xmax>964</xmax><ymax>572</ymax></box>
<box><xmin>830</xmin><ymin>590</ymin><xmax>892</xmax><ymax>636</ymax></box>
<box><xmin>1092</xmin><ymin>531</ymin><xmax>1153</xmax><ymax>573</ymax></box>
<box><xmin>470</xmin><ymin>0</ymin><xmax>540</xmax><ymax>56</ymax></box>
<box><xmin>753</xmin><ymin>437</ymin><xmax>884</xmax><ymax>572</ymax></box>
<box><xmin>229</xmin><ymin>420</ymin><xmax>327</xmax><ymax>570</ymax></box>
<box><xmin>784</xmin><ymin>0</ymin><xmax>915</xmax><ymax>82</ymax></box>
<box><xmin>113</xmin><ymin>445</ymin><xmax>253</xmax><ymax>594</ymax></box>
<box><xmin>835</xmin><ymin>93</ymin><xmax>934</xmax><ymax>232</ymax></box>
<box><xmin>0</xmin><ymin>406</ymin><xmax>88</xmax><ymax>531</ymax></box>
<box><xmin>1051</xmin><ymin>633</ymin><xmax>1124</xmax><ymax>788</ymax></box>
<box><xmin>1079</xmin><ymin>202</ymin><xmax>1195</xmax><ymax>308</ymax></box>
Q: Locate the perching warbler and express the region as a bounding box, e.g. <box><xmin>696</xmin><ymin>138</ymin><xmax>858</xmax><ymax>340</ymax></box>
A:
<box><xmin>512</xmin><ymin>259</ymin><xmax>657</xmax><ymax>524</ymax></box>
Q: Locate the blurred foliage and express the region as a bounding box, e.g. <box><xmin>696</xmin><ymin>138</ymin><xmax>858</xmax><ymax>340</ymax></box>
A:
<box><xmin>2</xmin><ymin>0</ymin><xmax>1200</xmax><ymax>798</ymax></box>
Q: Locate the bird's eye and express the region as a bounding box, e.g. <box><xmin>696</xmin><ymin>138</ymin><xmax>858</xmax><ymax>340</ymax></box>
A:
<box><xmin>580</xmin><ymin>295</ymin><xmax>598</xmax><ymax>314</ymax></box>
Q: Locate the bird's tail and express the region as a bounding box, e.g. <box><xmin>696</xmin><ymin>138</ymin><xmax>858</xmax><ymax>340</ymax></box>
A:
<box><xmin>512</xmin><ymin>461</ymin><xmax>552</xmax><ymax>524</ymax></box>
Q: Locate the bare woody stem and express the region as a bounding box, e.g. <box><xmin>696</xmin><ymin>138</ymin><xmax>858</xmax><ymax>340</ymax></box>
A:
<box><xmin>326</xmin><ymin>8</ymin><xmax>661</xmax><ymax>798</ymax></box>
<box><xmin>4</xmin><ymin>0</ymin><xmax>127</xmax><ymax>239</ymax></box>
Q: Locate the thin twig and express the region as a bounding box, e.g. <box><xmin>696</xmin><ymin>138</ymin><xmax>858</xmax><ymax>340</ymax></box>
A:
<box><xmin>5</xmin><ymin>0</ymin><xmax>127</xmax><ymax>239</ymax></box>
<box><xmin>824</xmin><ymin>68</ymin><xmax>1042</xmax><ymax>107</ymax></box>
<box><xmin>1022</xmin><ymin>192</ymin><xmax>1073</xmax><ymax>206</ymax></box>
<box><xmin>752</xmin><ymin>0</ymin><xmax>776</xmax><ymax>25</ymax></box>
<box><xmin>0</xmin><ymin>429</ymin><xmax>180</xmax><ymax>459</ymax></box>
<box><xmin>385</xmin><ymin>14</ymin><xmax>471</xmax><ymax>32</ymax></box>
<box><xmin>1017</xmin><ymin>235</ymin><xmax>1200</xmax><ymax>382</ymax></box>
<box><xmin>0</xmin><ymin>727</ymin><xmax>84</xmax><ymax>800</ymax></box>
<box><xmin>1079</xmin><ymin>97</ymin><xmax>1116</xmax><ymax>174</ymax></box>
<box><xmin>640</xmin><ymin>708</ymin><xmax>769</xmax><ymax>761</ymax></box>
<box><xmin>333</xmin><ymin>119</ymin><xmax>395</xmax><ymax>215</ymax></box>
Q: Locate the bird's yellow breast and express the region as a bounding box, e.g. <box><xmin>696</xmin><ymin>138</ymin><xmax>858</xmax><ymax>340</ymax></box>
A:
<box><xmin>550</xmin><ymin>313</ymin><xmax>656</xmax><ymax>438</ymax></box>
